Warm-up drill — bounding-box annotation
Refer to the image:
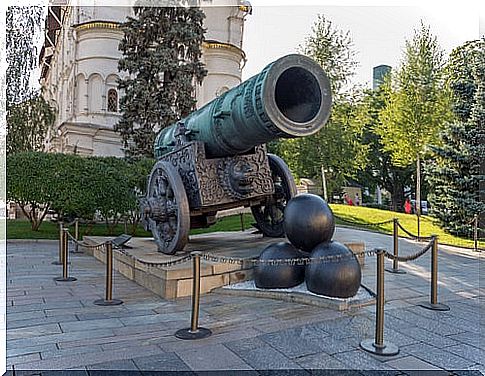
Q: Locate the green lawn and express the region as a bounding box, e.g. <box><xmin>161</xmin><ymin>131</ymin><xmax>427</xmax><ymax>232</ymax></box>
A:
<box><xmin>6</xmin><ymin>206</ymin><xmax>481</xmax><ymax>250</ymax></box>
<box><xmin>330</xmin><ymin>203</ymin><xmax>483</xmax><ymax>250</ymax></box>
<box><xmin>6</xmin><ymin>213</ymin><xmax>255</xmax><ymax>240</ymax></box>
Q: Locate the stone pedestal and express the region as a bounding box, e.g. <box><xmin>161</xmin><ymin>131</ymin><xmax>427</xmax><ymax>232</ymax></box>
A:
<box><xmin>82</xmin><ymin>231</ymin><xmax>365</xmax><ymax>300</ymax></box>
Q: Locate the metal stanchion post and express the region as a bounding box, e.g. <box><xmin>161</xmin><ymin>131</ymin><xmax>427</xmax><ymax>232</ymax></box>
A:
<box><xmin>240</xmin><ymin>212</ymin><xmax>244</xmax><ymax>232</ymax></box>
<box><xmin>94</xmin><ymin>242</ymin><xmax>123</xmax><ymax>306</ymax></box>
<box><xmin>386</xmin><ymin>218</ymin><xmax>406</xmax><ymax>274</ymax></box>
<box><xmin>474</xmin><ymin>214</ymin><xmax>478</xmax><ymax>253</ymax></box>
<box><xmin>419</xmin><ymin>236</ymin><xmax>450</xmax><ymax>311</ymax></box>
<box><xmin>52</xmin><ymin>222</ymin><xmax>64</xmax><ymax>265</ymax></box>
<box><xmin>175</xmin><ymin>251</ymin><xmax>212</xmax><ymax>340</ymax></box>
<box><xmin>73</xmin><ymin>218</ymin><xmax>80</xmax><ymax>253</ymax></box>
<box><xmin>360</xmin><ymin>249</ymin><xmax>399</xmax><ymax>356</ymax></box>
<box><xmin>54</xmin><ymin>229</ymin><xmax>77</xmax><ymax>282</ymax></box>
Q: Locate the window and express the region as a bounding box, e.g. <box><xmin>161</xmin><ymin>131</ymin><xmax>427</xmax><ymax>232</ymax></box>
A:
<box><xmin>107</xmin><ymin>89</ymin><xmax>118</xmax><ymax>112</ymax></box>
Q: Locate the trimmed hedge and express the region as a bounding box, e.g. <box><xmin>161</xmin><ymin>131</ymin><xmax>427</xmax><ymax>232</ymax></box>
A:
<box><xmin>7</xmin><ymin>152</ymin><xmax>154</xmax><ymax>233</ymax></box>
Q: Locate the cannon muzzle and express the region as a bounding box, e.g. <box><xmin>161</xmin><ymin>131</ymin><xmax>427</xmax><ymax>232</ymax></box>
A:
<box><xmin>155</xmin><ymin>54</ymin><xmax>332</xmax><ymax>158</ymax></box>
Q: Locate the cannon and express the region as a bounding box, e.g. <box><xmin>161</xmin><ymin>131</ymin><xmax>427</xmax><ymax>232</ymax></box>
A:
<box><xmin>140</xmin><ymin>54</ymin><xmax>332</xmax><ymax>254</ymax></box>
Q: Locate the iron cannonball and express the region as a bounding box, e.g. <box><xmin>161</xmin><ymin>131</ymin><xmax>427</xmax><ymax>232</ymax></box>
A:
<box><xmin>283</xmin><ymin>194</ymin><xmax>335</xmax><ymax>252</ymax></box>
<box><xmin>254</xmin><ymin>242</ymin><xmax>305</xmax><ymax>289</ymax></box>
<box><xmin>305</xmin><ymin>241</ymin><xmax>361</xmax><ymax>298</ymax></box>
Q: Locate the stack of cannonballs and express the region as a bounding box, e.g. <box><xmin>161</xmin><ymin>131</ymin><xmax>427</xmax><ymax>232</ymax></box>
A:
<box><xmin>254</xmin><ymin>194</ymin><xmax>361</xmax><ymax>298</ymax></box>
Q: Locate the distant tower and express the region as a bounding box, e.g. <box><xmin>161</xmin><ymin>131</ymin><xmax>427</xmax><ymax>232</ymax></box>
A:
<box><xmin>372</xmin><ymin>65</ymin><xmax>391</xmax><ymax>89</ymax></box>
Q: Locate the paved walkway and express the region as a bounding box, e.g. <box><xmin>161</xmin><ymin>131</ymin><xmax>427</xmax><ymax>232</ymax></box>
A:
<box><xmin>5</xmin><ymin>227</ymin><xmax>484</xmax><ymax>374</ymax></box>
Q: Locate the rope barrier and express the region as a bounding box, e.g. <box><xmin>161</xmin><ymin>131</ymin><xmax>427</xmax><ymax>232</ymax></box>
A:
<box><xmin>334</xmin><ymin>215</ymin><xmax>437</xmax><ymax>244</ymax></box>
<box><xmin>65</xmin><ymin>230</ymin><xmax>108</xmax><ymax>251</ymax></box>
<box><xmin>383</xmin><ymin>237</ymin><xmax>435</xmax><ymax>262</ymax></box>
<box><xmin>63</xmin><ymin>228</ymin><xmax>194</xmax><ymax>267</ymax></box>
<box><xmin>63</xmin><ymin>223</ymin><xmax>441</xmax><ymax>269</ymax></box>
<box><xmin>396</xmin><ymin>222</ymin><xmax>433</xmax><ymax>241</ymax></box>
<box><xmin>334</xmin><ymin>216</ymin><xmax>394</xmax><ymax>228</ymax></box>
<box><xmin>198</xmin><ymin>242</ymin><xmax>436</xmax><ymax>266</ymax></box>
<box><xmin>114</xmin><ymin>245</ymin><xmax>194</xmax><ymax>268</ymax></box>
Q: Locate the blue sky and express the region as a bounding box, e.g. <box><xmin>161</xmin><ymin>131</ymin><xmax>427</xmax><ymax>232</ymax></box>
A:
<box><xmin>242</xmin><ymin>5</ymin><xmax>481</xmax><ymax>87</ymax></box>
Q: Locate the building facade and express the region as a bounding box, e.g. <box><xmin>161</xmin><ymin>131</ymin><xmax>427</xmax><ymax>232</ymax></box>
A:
<box><xmin>39</xmin><ymin>1</ymin><xmax>251</xmax><ymax>157</ymax></box>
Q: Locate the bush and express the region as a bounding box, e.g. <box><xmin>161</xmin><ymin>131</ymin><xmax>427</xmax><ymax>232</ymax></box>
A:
<box><xmin>7</xmin><ymin>151</ymin><xmax>155</xmax><ymax>233</ymax></box>
<box><xmin>7</xmin><ymin>152</ymin><xmax>59</xmax><ymax>230</ymax></box>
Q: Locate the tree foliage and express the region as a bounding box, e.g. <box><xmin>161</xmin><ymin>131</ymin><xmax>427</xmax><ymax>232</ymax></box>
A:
<box><xmin>7</xmin><ymin>152</ymin><xmax>58</xmax><ymax>230</ymax></box>
<box><xmin>353</xmin><ymin>82</ymin><xmax>414</xmax><ymax>211</ymax></box>
<box><xmin>6</xmin><ymin>7</ymin><xmax>55</xmax><ymax>154</ymax></box>
<box><xmin>7</xmin><ymin>152</ymin><xmax>154</xmax><ymax>234</ymax></box>
<box><xmin>376</xmin><ymin>23</ymin><xmax>451</xmax><ymax>167</ymax></box>
<box><xmin>271</xmin><ymin>96</ymin><xmax>368</xmax><ymax>194</ymax></box>
<box><xmin>117</xmin><ymin>3</ymin><xmax>207</xmax><ymax>158</ymax></box>
<box><xmin>6</xmin><ymin>94</ymin><xmax>55</xmax><ymax>154</ymax></box>
<box><xmin>6</xmin><ymin>6</ymin><xmax>44</xmax><ymax>105</ymax></box>
<box><xmin>299</xmin><ymin>14</ymin><xmax>358</xmax><ymax>97</ymax></box>
<box><xmin>426</xmin><ymin>39</ymin><xmax>485</xmax><ymax>236</ymax></box>
<box><xmin>271</xmin><ymin>15</ymin><xmax>367</xmax><ymax>198</ymax></box>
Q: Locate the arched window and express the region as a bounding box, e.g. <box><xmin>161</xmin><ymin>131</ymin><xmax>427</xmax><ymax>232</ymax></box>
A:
<box><xmin>107</xmin><ymin>89</ymin><xmax>118</xmax><ymax>112</ymax></box>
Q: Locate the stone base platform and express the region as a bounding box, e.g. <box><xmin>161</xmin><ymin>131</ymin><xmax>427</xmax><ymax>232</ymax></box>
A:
<box><xmin>218</xmin><ymin>281</ymin><xmax>375</xmax><ymax>311</ymax></box>
<box><xmin>82</xmin><ymin>231</ymin><xmax>365</xmax><ymax>300</ymax></box>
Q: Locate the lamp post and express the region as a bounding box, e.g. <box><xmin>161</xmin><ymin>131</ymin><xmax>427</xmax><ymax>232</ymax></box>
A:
<box><xmin>321</xmin><ymin>165</ymin><xmax>328</xmax><ymax>202</ymax></box>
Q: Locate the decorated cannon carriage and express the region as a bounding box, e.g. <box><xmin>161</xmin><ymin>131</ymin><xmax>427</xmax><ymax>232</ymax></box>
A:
<box><xmin>140</xmin><ymin>54</ymin><xmax>332</xmax><ymax>254</ymax></box>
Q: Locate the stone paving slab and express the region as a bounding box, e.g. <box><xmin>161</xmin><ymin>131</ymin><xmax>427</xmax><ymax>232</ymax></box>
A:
<box><xmin>176</xmin><ymin>343</ymin><xmax>253</xmax><ymax>371</ymax></box>
<box><xmin>6</xmin><ymin>229</ymin><xmax>484</xmax><ymax>373</ymax></box>
<box><xmin>400</xmin><ymin>342</ymin><xmax>477</xmax><ymax>370</ymax></box>
<box><xmin>384</xmin><ymin>355</ymin><xmax>444</xmax><ymax>371</ymax></box>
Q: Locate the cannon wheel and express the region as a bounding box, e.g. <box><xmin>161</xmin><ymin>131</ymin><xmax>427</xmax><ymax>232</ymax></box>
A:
<box><xmin>251</xmin><ymin>154</ymin><xmax>297</xmax><ymax>237</ymax></box>
<box><xmin>145</xmin><ymin>161</ymin><xmax>190</xmax><ymax>254</ymax></box>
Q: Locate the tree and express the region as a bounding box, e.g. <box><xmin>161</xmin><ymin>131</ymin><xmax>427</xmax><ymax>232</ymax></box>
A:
<box><xmin>376</xmin><ymin>23</ymin><xmax>451</xmax><ymax>233</ymax></box>
<box><xmin>299</xmin><ymin>14</ymin><xmax>358</xmax><ymax>98</ymax></box>
<box><xmin>117</xmin><ymin>3</ymin><xmax>207</xmax><ymax>158</ymax></box>
<box><xmin>271</xmin><ymin>15</ymin><xmax>367</xmax><ymax>198</ymax></box>
<box><xmin>354</xmin><ymin>82</ymin><xmax>414</xmax><ymax>211</ymax></box>
<box><xmin>7</xmin><ymin>152</ymin><xmax>58</xmax><ymax>230</ymax></box>
<box><xmin>471</xmin><ymin>41</ymin><xmax>485</xmax><ymax>234</ymax></box>
<box><xmin>6</xmin><ymin>6</ymin><xmax>44</xmax><ymax>105</ymax></box>
<box><xmin>6</xmin><ymin>152</ymin><xmax>154</xmax><ymax>234</ymax></box>
<box><xmin>6</xmin><ymin>7</ymin><xmax>54</xmax><ymax>154</ymax></box>
<box><xmin>7</xmin><ymin>94</ymin><xmax>55</xmax><ymax>154</ymax></box>
<box><xmin>426</xmin><ymin>39</ymin><xmax>485</xmax><ymax>236</ymax></box>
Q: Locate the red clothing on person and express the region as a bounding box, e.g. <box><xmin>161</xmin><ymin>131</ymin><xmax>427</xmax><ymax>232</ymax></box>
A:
<box><xmin>404</xmin><ymin>200</ymin><xmax>412</xmax><ymax>214</ymax></box>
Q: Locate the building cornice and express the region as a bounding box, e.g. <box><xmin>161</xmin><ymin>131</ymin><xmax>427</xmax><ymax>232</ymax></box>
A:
<box><xmin>203</xmin><ymin>40</ymin><xmax>246</xmax><ymax>60</ymax></box>
<box><xmin>74</xmin><ymin>21</ymin><xmax>121</xmax><ymax>32</ymax></box>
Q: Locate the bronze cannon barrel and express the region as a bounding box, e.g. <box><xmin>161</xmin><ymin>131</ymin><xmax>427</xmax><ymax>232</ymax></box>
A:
<box><xmin>154</xmin><ymin>54</ymin><xmax>332</xmax><ymax>159</ymax></box>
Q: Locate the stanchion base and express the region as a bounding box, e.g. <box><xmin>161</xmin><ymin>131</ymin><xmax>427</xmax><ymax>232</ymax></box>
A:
<box><xmin>418</xmin><ymin>302</ymin><xmax>450</xmax><ymax>311</ymax></box>
<box><xmin>54</xmin><ymin>277</ymin><xmax>77</xmax><ymax>282</ymax></box>
<box><xmin>385</xmin><ymin>268</ymin><xmax>406</xmax><ymax>274</ymax></box>
<box><xmin>360</xmin><ymin>339</ymin><xmax>399</xmax><ymax>356</ymax></box>
<box><xmin>175</xmin><ymin>327</ymin><xmax>212</xmax><ymax>340</ymax></box>
<box><xmin>93</xmin><ymin>299</ymin><xmax>123</xmax><ymax>306</ymax></box>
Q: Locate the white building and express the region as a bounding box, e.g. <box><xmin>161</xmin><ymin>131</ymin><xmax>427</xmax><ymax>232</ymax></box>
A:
<box><xmin>40</xmin><ymin>1</ymin><xmax>251</xmax><ymax>156</ymax></box>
